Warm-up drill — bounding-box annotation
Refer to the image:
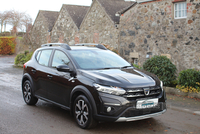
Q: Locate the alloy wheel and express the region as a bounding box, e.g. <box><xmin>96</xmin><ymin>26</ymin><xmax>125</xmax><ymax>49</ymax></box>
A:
<box><xmin>24</xmin><ymin>82</ymin><xmax>32</xmax><ymax>103</ymax></box>
<box><xmin>75</xmin><ymin>99</ymin><xmax>89</xmax><ymax>126</ymax></box>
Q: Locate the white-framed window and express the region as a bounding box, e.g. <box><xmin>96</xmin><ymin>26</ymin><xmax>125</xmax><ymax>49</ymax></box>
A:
<box><xmin>174</xmin><ymin>2</ymin><xmax>187</xmax><ymax>19</ymax></box>
<box><xmin>132</xmin><ymin>58</ymin><xmax>138</xmax><ymax>65</ymax></box>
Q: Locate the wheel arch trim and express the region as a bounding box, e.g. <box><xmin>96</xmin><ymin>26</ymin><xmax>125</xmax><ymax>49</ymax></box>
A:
<box><xmin>70</xmin><ymin>85</ymin><xmax>97</xmax><ymax>115</ymax></box>
<box><xmin>22</xmin><ymin>73</ymin><xmax>35</xmax><ymax>92</ymax></box>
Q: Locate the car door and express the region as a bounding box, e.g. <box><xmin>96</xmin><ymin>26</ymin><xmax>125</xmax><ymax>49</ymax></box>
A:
<box><xmin>47</xmin><ymin>50</ymin><xmax>76</xmax><ymax>106</ymax></box>
<box><xmin>33</xmin><ymin>49</ymin><xmax>53</xmax><ymax>99</ymax></box>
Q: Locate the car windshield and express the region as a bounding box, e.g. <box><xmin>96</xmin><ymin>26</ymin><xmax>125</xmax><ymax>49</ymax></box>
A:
<box><xmin>69</xmin><ymin>49</ymin><xmax>131</xmax><ymax>70</ymax></box>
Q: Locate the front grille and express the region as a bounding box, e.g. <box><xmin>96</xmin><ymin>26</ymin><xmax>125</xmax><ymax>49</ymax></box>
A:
<box><xmin>123</xmin><ymin>86</ymin><xmax>161</xmax><ymax>100</ymax></box>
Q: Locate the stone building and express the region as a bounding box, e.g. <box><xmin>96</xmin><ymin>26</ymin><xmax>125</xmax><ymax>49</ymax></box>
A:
<box><xmin>79</xmin><ymin>0</ymin><xmax>135</xmax><ymax>49</ymax></box>
<box><xmin>30</xmin><ymin>10</ymin><xmax>59</xmax><ymax>50</ymax></box>
<box><xmin>119</xmin><ymin>0</ymin><xmax>200</xmax><ymax>72</ymax></box>
<box><xmin>30</xmin><ymin>0</ymin><xmax>200</xmax><ymax>72</ymax></box>
<box><xmin>51</xmin><ymin>4</ymin><xmax>89</xmax><ymax>45</ymax></box>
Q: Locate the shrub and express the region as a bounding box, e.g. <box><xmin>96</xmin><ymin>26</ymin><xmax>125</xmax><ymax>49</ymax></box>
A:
<box><xmin>0</xmin><ymin>37</ymin><xmax>16</xmax><ymax>55</ymax></box>
<box><xmin>143</xmin><ymin>56</ymin><xmax>177</xmax><ymax>86</ymax></box>
<box><xmin>133</xmin><ymin>63</ymin><xmax>142</xmax><ymax>69</ymax></box>
<box><xmin>15</xmin><ymin>51</ymin><xmax>33</xmax><ymax>66</ymax></box>
<box><xmin>176</xmin><ymin>83</ymin><xmax>200</xmax><ymax>93</ymax></box>
<box><xmin>25</xmin><ymin>52</ymin><xmax>33</xmax><ymax>62</ymax></box>
<box><xmin>169</xmin><ymin>79</ymin><xmax>178</xmax><ymax>87</ymax></box>
<box><xmin>178</xmin><ymin>69</ymin><xmax>200</xmax><ymax>88</ymax></box>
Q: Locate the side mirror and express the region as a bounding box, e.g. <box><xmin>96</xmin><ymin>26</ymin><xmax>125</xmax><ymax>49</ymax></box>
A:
<box><xmin>57</xmin><ymin>65</ymin><xmax>71</xmax><ymax>72</ymax></box>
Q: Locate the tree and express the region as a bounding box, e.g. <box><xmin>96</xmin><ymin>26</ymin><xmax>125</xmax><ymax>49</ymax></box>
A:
<box><xmin>0</xmin><ymin>10</ymin><xmax>12</xmax><ymax>33</ymax></box>
<box><xmin>9</xmin><ymin>10</ymin><xmax>25</xmax><ymax>33</ymax></box>
<box><xmin>0</xmin><ymin>10</ymin><xmax>32</xmax><ymax>34</ymax></box>
<box><xmin>21</xmin><ymin>14</ymin><xmax>32</xmax><ymax>33</ymax></box>
<box><xmin>9</xmin><ymin>10</ymin><xmax>32</xmax><ymax>34</ymax></box>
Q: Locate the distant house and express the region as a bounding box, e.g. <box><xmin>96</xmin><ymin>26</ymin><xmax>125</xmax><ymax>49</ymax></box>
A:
<box><xmin>30</xmin><ymin>10</ymin><xmax>59</xmax><ymax>49</ymax></box>
<box><xmin>79</xmin><ymin>0</ymin><xmax>135</xmax><ymax>49</ymax></box>
<box><xmin>119</xmin><ymin>0</ymin><xmax>200</xmax><ymax>72</ymax></box>
<box><xmin>51</xmin><ymin>4</ymin><xmax>89</xmax><ymax>45</ymax></box>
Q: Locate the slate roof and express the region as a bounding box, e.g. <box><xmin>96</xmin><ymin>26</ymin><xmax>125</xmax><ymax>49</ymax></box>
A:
<box><xmin>40</xmin><ymin>10</ymin><xmax>59</xmax><ymax>31</ymax></box>
<box><xmin>97</xmin><ymin>0</ymin><xmax>136</xmax><ymax>24</ymax></box>
<box><xmin>63</xmin><ymin>4</ymin><xmax>90</xmax><ymax>28</ymax></box>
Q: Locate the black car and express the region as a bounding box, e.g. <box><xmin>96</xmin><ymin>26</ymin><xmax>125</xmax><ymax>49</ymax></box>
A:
<box><xmin>22</xmin><ymin>43</ymin><xmax>166</xmax><ymax>129</ymax></box>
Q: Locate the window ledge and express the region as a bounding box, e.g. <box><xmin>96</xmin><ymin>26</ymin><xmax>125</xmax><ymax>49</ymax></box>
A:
<box><xmin>174</xmin><ymin>17</ymin><xmax>187</xmax><ymax>20</ymax></box>
<box><xmin>172</xmin><ymin>0</ymin><xmax>186</xmax><ymax>3</ymax></box>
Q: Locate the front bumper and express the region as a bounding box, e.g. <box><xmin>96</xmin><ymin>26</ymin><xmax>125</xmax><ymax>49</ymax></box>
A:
<box><xmin>94</xmin><ymin>92</ymin><xmax>167</xmax><ymax>122</ymax></box>
<box><xmin>94</xmin><ymin>103</ymin><xmax>166</xmax><ymax>122</ymax></box>
<box><xmin>116</xmin><ymin>109</ymin><xmax>166</xmax><ymax>122</ymax></box>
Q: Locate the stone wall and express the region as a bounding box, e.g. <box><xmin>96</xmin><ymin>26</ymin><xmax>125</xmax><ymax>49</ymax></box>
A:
<box><xmin>51</xmin><ymin>7</ymin><xmax>79</xmax><ymax>45</ymax></box>
<box><xmin>79</xmin><ymin>0</ymin><xmax>119</xmax><ymax>49</ymax></box>
<box><xmin>30</xmin><ymin>13</ymin><xmax>50</xmax><ymax>50</ymax></box>
<box><xmin>119</xmin><ymin>0</ymin><xmax>200</xmax><ymax>73</ymax></box>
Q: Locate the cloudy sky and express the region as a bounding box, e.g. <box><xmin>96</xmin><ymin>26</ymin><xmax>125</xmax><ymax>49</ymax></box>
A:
<box><xmin>0</xmin><ymin>0</ymin><xmax>92</xmax><ymax>31</ymax></box>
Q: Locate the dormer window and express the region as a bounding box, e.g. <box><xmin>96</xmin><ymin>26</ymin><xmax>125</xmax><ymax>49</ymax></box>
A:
<box><xmin>174</xmin><ymin>2</ymin><xmax>187</xmax><ymax>19</ymax></box>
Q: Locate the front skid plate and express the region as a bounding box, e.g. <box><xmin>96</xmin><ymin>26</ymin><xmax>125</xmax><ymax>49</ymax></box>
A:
<box><xmin>115</xmin><ymin>109</ymin><xmax>166</xmax><ymax>122</ymax></box>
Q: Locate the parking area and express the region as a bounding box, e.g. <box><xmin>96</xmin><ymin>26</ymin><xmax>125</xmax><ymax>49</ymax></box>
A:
<box><xmin>0</xmin><ymin>55</ymin><xmax>199</xmax><ymax>134</ymax></box>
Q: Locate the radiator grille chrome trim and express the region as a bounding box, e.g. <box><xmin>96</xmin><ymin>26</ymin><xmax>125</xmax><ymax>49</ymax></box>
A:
<box><xmin>124</xmin><ymin>86</ymin><xmax>161</xmax><ymax>99</ymax></box>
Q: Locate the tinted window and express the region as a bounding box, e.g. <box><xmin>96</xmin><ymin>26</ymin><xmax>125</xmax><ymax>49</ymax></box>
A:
<box><xmin>52</xmin><ymin>50</ymin><xmax>70</xmax><ymax>68</ymax></box>
<box><xmin>38</xmin><ymin>50</ymin><xmax>52</xmax><ymax>66</ymax></box>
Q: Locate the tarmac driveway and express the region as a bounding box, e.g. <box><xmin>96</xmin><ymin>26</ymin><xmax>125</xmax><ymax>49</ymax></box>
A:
<box><xmin>0</xmin><ymin>55</ymin><xmax>200</xmax><ymax>134</ymax></box>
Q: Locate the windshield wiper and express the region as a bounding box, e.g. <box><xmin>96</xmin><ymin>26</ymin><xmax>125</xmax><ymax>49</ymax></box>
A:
<box><xmin>97</xmin><ymin>66</ymin><xmax>132</xmax><ymax>70</ymax></box>
<box><xmin>98</xmin><ymin>67</ymin><xmax>120</xmax><ymax>70</ymax></box>
<box><xmin>120</xmin><ymin>66</ymin><xmax>132</xmax><ymax>69</ymax></box>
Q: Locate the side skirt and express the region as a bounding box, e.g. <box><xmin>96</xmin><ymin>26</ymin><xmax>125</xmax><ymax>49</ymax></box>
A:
<box><xmin>35</xmin><ymin>95</ymin><xmax>70</xmax><ymax>111</ymax></box>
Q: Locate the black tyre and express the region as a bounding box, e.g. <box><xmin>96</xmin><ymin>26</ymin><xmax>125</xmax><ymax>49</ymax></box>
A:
<box><xmin>73</xmin><ymin>95</ymin><xmax>97</xmax><ymax>129</ymax></box>
<box><xmin>22</xmin><ymin>80</ymin><xmax>38</xmax><ymax>105</ymax></box>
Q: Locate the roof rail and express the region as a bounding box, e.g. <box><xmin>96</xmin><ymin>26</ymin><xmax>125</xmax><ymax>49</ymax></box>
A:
<box><xmin>75</xmin><ymin>43</ymin><xmax>107</xmax><ymax>50</ymax></box>
<box><xmin>41</xmin><ymin>43</ymin><xmax>71</xmax><ymax>50</ymax></box>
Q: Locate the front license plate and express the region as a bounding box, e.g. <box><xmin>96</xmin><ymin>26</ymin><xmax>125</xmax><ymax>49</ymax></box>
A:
<box><xmin>136</xmin><ymin>98</ymin><xmax>158</xmax><ymax>109</ymax></box>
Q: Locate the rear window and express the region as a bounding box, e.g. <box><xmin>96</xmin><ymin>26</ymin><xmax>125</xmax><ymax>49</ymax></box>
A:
<box><xmin>36</xmin><ymin>51</ymin><xmax>41</xmax><ymax>61</ymax></box>
<box><xmin>37</xmin><ymin>50</ymin><xmax>52</xmax><ymax>66</ymax></box>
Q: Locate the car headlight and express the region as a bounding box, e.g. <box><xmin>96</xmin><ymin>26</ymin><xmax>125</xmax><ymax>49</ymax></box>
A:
<box><xmin>160</xmin><ymin>81</ymin><xmax>163</xmax><ymax>90</ymax></box>
<box><xmin>93</xmin><ymin>84</ymin><xmax>126</xmax><ymax>95</ymax></box>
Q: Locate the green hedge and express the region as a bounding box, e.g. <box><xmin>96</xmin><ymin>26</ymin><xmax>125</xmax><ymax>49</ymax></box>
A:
<box><xmin>0</xmin><ymin>37</ymin><xmax>16</xmax><ymax>55</ymax></box>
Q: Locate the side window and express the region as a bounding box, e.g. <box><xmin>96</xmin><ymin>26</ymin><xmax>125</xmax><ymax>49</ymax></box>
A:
<box><xmin>36</xmin><ymin>51</ymin><xmax>41</xmax><ymax>61</ymax></box>
<box><xmin>52</xmin><ymin>50</ymin><xmax>70</xmax><ymax>68</ymax></box>
<box><xmin>38</xmin><ymin>50</ymin><xmax>52</xmax><ymax>66</ymax></box>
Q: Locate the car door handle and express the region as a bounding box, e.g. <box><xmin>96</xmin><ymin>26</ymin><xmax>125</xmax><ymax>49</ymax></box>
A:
<box><xmin>47</xmin><ymin>75</ymin><xmax>53</xmax><ymax>79</ymax></box>
<box><xmin>31</xmin><ymin>69</ymin><xmax>36</xmax><ymax>74</ymax></box>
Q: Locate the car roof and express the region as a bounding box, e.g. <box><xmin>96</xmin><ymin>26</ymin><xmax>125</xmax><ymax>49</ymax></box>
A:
<box><xmin>40</xmin><ymin>43</ymin><xmax>107</xmax><ymax>51</ymax></box>
<box><xmin>70</xmin><ymin>46</ymin><xmax>103</xmax><ymax>50</ymax></box>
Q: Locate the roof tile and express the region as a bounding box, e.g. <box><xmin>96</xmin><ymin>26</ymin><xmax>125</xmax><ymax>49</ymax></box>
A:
<box><xmin>63</xmin><ymin>4</ymin><xmax>90</xmax><ymax>28</ymax></box>
<box><xmin>40</xmin><ymin>10</ymin><xmax>59</xmax><ymax>31</ymax></box>
<box><xmin>98</xmin><ymin>0</ymin><xmax>135</xmax><ymax>24</ymax></box>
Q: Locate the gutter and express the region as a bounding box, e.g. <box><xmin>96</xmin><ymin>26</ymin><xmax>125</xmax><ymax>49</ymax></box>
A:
<box><xmin>137</xmin><ymin>0</ymin><xmax>155</xmax><ymax>3</ymax></box>
<box><xmin>115</xmin><ymin>2</ymin><xmax>137</xmax><ymax>16</ymax></box>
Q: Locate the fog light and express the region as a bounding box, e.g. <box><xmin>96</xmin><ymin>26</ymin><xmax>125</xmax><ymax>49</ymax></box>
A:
<box><xmin>107</xmin><ymin>107</ymin><xmax>111</xmax><ymax>112</ymax></box>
